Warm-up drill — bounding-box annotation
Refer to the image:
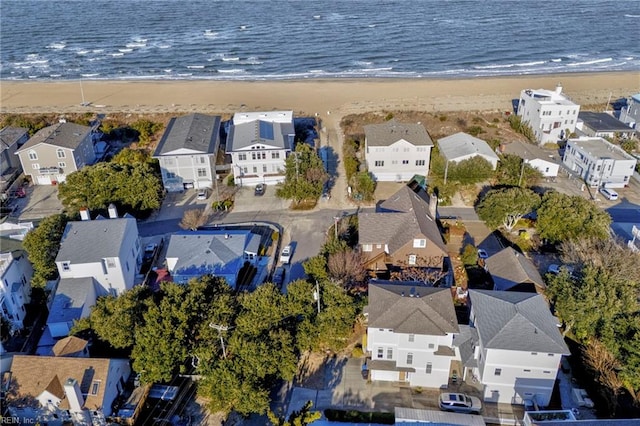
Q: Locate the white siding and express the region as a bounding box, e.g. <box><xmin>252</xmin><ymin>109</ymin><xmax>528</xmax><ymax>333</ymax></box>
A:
<box><xmin>231</xmin><ymin>148</ymin><xmax>288</xmax><ymax>187</ymax></box>
<box><xmin>365</xmin><ymin>140</ymin><xmax>431</xmax><ymax>182</ymax></box>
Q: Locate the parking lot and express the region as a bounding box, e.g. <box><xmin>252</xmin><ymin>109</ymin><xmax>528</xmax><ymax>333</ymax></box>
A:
<box><xmin>231</xmin><ymin>184</ymin><xmax>291</xmax><ymax>213</ymax></box>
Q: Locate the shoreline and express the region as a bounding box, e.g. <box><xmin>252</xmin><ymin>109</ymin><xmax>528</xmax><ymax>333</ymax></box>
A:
<box><xmin>1</xmin><ymin>71</ymin><xmax>638</xmax><ymax>116</ymax></box>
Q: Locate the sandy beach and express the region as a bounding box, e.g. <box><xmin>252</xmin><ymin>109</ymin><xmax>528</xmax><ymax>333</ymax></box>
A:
<box><xmin>1</xmin><ymin>72</ymin><xmax>638</xmax><ymax>116</ymax></box>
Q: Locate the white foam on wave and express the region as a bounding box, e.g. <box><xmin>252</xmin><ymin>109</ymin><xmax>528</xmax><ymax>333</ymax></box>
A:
<box><xmin>204</xmin><ymin>30</ymin><xmax>219</xmax><ymax>37</ymax></box>
<box><xmin>239</xmin><ymin>57</ymin><xmax>263</xmax><ymax>65</ymax></box>
<box><xmin>567</xmin><ymin>57</ymin><xmax>613</xmax><ymax>66</ymax></box>
<box><xmin>222</xmin><ymin>57</ymin><xmax>240</xmax><ymax>62</ymax></box>
<box><xmin>354</xmin><ymin>60</ymin><xmax>373</xmax><ymax>66</ymax></box>
<box><xmin>624</xmin><ymin>14</ymin><xmax>640</xmax><ymax>18</ymax></box>
<box><xmin>92</xmin><ymin>49</ymin><xmax>104</xmax><ymax>54</ymax></box>
<box><xmin>157</xmin><ymin>43</ymin><xmax>172</xmax><ymax>49</ymax></box>
<box><xmin>119</xmin><ymin>48</ymin><xmax>133</xmax><ymax>53</ymax></box>
<box><xmin>111</xmin><ymin>53</ymin><xmax>125</xmax><ymax>57</ymax></box>
<box><xmin>551</xmin><ymin>58</ymin><xmax>562</xmax><ymax>62</ymax></box>
<box><xmin>81</xmin><ymin>73</ymin><xmax>100</xmax><ymax>78</ymax></box>
<box><xmin>187</xmin><ymin>65</ymin><xmax>205</xmax><ymax>69</ymax></box>
<box><xmin>76</xmin><ymin>50</ymin><xmax>90</xmax><ymax>55</ymax></box>
<box><xmin>475</xmin><ymin>60</ymin><xmax>547</xmax><ymax>70</ymax></box>
<box><xmin>313</xmin><ymin>15</ymin><xmax>321</xmax><ymax>19</ymax></box>
<box><xmin>47</xmin><ymin>42</ymin><xmax>66</xmax><ymax>50</ymax></box>
<box><xmin>126</xmin><ymin>42</ymin><xmax>146</xmax><ymax>48</ymax></box>
<box><xmin>217</xmin><ymin>68</ymin><xmax>245</xmax><ymax>73</ymax></box>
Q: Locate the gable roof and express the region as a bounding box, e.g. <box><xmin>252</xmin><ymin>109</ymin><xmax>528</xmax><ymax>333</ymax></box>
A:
<box><xmin>469</xmin><ymin>290</ymin><xmax>569</xmax><ymax>354</ymax></box>
<box><xmin>438</xmin><ymin>132</ymin><xmax>499</xmax><ymax>163</ymax></box>
<box><xmin>367</xmin><ymin>283</ymin><xmax>459</xmax><ymax>335</ymax></box>
<box><xmin>358</xmin><ymin>185</ymin><xmax>447</xmax><ymax>254</ymax></box>
<box><xmin>16</xmin><ymin>122</ymin><xmax>91</xmax><ymax>152</ymax></box>
<box><xmin>502</xmin><ymin>141</ymin><xmax>558</xmax><ymax>163</ymax></box>
<box><xmin>9</xmin><ymin>355</ymin><xmax>126</xmax><ymax>411</ymax></box>
<box><xmin>52</xmin><ymin>336</ymin><xmax>89</xmax><ymax>357</ymax></box>
<box><xmin>485</xmin><ymin>247</ymin><xmax>545</xmax><ymax>291</ymax></box>
<box><xmin>48</xmin><ymin>277</ymin><xmax>97</xmax><ymax>324</ymax></box>
<box><xmin>364</xmin><ymin>120</ymin><xmax>433</xmax><ymax>147</ymax></box>
<box><xmin>226</xmin><ymin>118</ymin><xmax>294</xmax><ymax>152</ymax></box>
<box><xmin>55</xmin><ymin>217</ymin><xmax>137</xmax><ymax>264</ymax></box>
<box><xmin>579</xmin><ymin>111</ymin><xmax>635</xmax><ymax>133</ymax></box>
<box><xmin>0</xmin><ymin>126</ymin><xmax>28</xmax><ymax>151</ymax></box>
<box><xmin>153</xmin><ymin>113</ymin><xmax>221</xmax><ymax>156</ymax></box>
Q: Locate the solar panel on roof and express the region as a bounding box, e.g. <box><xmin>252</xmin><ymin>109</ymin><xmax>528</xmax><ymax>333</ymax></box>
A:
<box><xmin>259</xmin><ymin>121</ymin><xmax>274</xmax><ymax>140</ymax></box>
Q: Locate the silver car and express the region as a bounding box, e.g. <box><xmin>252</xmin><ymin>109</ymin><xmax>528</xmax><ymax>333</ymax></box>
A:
<box><xmin>439</xmin><ymin>392</ymin><xmax>482</xmax><ymax>414</ymax></box>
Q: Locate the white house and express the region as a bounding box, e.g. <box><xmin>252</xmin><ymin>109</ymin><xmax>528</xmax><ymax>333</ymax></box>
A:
<box><xmin>226</xmin><ymin>111</ymin><xmax>295</xmax><ymax>187</ymax></box>
<box><xmin>153</xmin><ymin>113</ymin><xmax>222</xmax><ymax>192</ymax></box>
<box><xmin>502</xmin><ymin>140</ymin><xmax>560</xmax><ymax>178</ymax></box>
<box><xmin>517</xmin><ymin>85</ymin><xmax>580</xmax><ymax>145</ymax></box>
<box><xmin>46</xmin><ymin>277</ymin><xmax>98</xmax><ymax>339</ymax></box>
<box><xmin>438</xmin><ymin>132</ymin><xmax>499</xmax><ymax>170</ymax></box>
<box><xmin>467</xmin><ymin>290</ymin><xmax>569</xmax><ymax>406</ymax></box>
<box><xmin>365</xmin><ymin>282</ymin><xmax>459</xmax><ymax>388</ymax></box>
<box><xmin>54</xmin><ymin>205</ymin><xmax>142</xmax><ymax>296</ymax></box>
<box><xmin>7</xmin><ymin>355</ymin><xmax>130</xmax><ymax>425</ymax></box>
<box><xmin>577</xmin><ymin>111</ymin><xmax>636</xmax><ymax>139</ymax></box>
<box><xmin>619</xmin><ymin>93</ymin><xmax>640</xmax><ymax>129</ymax></box>
<box><xmin>0</xmin><ymin>250</ymin><xmax>32</xmax><ymax>331</ymax></box>
<box><xmin>364</xmin><ymin>120</ymin><xmax>433</xmax><ymax>182</ymax></box>
<box><xmin>562</xmin><ymin>136</ymin><xmax>637</xmax><ymax>188</ymax></box>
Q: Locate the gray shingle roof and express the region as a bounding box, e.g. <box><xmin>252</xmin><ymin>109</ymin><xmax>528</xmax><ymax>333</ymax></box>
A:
<box><xmin>367</xmin><ymin>283</ymin><xmax>459</xmax><ymax>335</ymax></box>
<box><xmin>469</xmin><ymin>290</ymin><xmax>569</xmax><ymax>354</ymax></box>
<box><xmin>358</xmin><ymin>185</ymin><xmax>447</xmax><ymax>254</ymax></box>
<box><xmin>364</xmin><ymin>120</ymin><xmax>433</xmax><ymax>147</ymax></box>
<box><xmin>579</xmin><ymin>111</ymin><xmax>635</xmax><ymax>133</ymax></box>
<box><xmin>226</xmin><ymin>119</ymin><xmax>294</xmax><ymax>152</ymax></box>
<box><xmin>153</xmin><ymin>113</ymin><xmax>221</xmax><ymax>156</ymax></box>
<box><xmin>0</xmin><ymin>126</ymin><xmax>28</xmax><ymax>151</ymax></box>
<box><xmin>485</xmin><ymin>247</ymin><xmax>545</xmax><ymax>291</ymax></box>
<box><xmin>55</xmin><ymin>217</ymin><xmax>137</xmax><ymax>264</ymax></box>
<box><xmin>16</xmin><ymin>122</ymin><xmax>91</xmax><ymax>152</ymax></box>
<box><xmin>438</xmin><ymin>132</ymin><xmax>499</xmax><ymax>163</ymax></box>
<box><xmin>48</xmin><ymin>277</ymin><xmax>97</xmax><ymax>324</ymax></box>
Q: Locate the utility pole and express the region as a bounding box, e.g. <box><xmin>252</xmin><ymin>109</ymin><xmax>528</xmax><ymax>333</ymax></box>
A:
<box><xmin>333</xmin><ymin>216</ymin><xmax>340</xmax><ymax>239</ymax></box>
<box><xmin>209</xmin><ymin>323</ymin><xmax>231</xmax><ymax>359</ymax></box>
<box><xmin>313</xmin><ymin>281</ymin><xmax>320</xmax><ymax>314</ymax></box>
<box><xmin>518</xmin><ymin>159</ymin><xmax>526</xmax><ymax>187</ymax></box>
<box><xmin>443</xmin><ymin>160</ymin><xmax>449</xmax><ymax>185</ymax></box>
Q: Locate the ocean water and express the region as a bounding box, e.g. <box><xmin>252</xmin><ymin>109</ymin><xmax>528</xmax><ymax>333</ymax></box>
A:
<box><xmin>1</xmin><ymin>0</ymin><xmax>639</xmax><ymax>81</ymax></box>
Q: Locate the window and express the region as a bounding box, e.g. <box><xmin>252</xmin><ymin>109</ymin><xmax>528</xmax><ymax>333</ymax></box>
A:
<box><xmin>406</xmin><ymin>353</ymin><xmax>413</xmax><ymax>365</ymax></box>
<box><xmin>91</xmin><ymin>381</ymin><xmax>100</xmax><ymax>395</ymax></box>
<box><xmin>263</xmin><ymin>165</ymin><xmax>267</xmax><ymax>172</ymax></box>
<box><xmin>524</xmin><ymin>369</ymin><xmax>531</xmax><ymax>372</ymax></box>
<box><xmin>426</xmin><ymin>362</ymin><xmax>432</xmax><ymax>374</ymax></box>
<box><xmin>377</xmin><ymin>348</ymin><xmax>384</xmax><ymax>359</ymax></box>
<box><xmin>408</xmin><ymin>254</ymin><xmax>417</xmax><ymax>265</ymax></box>
<box><xmin>164</xmin><ymin>158</ymin><xmax>174</xmax><ymax>165</ymax></box>
<box><xmin>494</xmin><ymin>368</ymin><xmax>502</xmax><ymax>376</ymax></box>
<box><xmin>58</xmin><ymin>162</ymin><xmax>66</xmax><ymax>168</ymax></box>
<box><xmin>242</xmin><ymin>167</ymin><xmax>248</xmax><ymax>174</ymax></box>
<box><xmin>376</xmin><ymin>244</ymin><xmax>382</xmax><ymax>249</ymax></box>
<box><xmin>413</xmin><ymin>239</ymin><xmax>426</xmax><ymax>248</ymax></box>
<box><xmin>166</xmin><ymin>171</ymin><xmax>176</xmax><ymax>179</ymax></box>
<box><xmin>62</xmin><ymin>262</ymin><xmax>70</xmax><ymax>271</ymax></box>
<box><xmin>272</xmin><ymin>152</ymin><xmax>280</xmax><ymax>159</ymax></box>
<box><xmin>416</xmin><ymin>159</ymin><xmax>425</xmax><ymax>166</ymax></box>
<box><xmin>408</xmin><ymin>334</ymin><xmax>414</xmax><ymax>342</ymax></box>
<box><xmin>402</xmin><ymin>160</ymin><xmax>409</xmax><ymax>165</ymax></box>
<box><xmin>386</xmin><ymin>348</ymin><xmax>393</xmax><ymax>359</ymax></box>
<box><xmin>106</xmin><ymin>258</ymin><xmax>116</xmax><ymax>268</ymax></box>
<box><xmin>252</xmin><ymin>166</ymin><xmax>257</xmax><ymax>173</ymax></box>
<box><xmin>28</xmin><ymin>150</ymin><xmax>37</xmax><ymax>160</ymax></box>
<box><xmin>251</xmin><ymin>152</ymin><xmax>257</xmax><ymax>160</ymax></box>
<box><xmin>428</xmin><ymin>343</ymin><xmax>435</xmax><ymax>349</ymax></box>
<box><xmin>238</xmin><ymin>153</ymin><xmax>247</xmax><ymax>161</ymax></box>
<box><xmin>543</xmin><ymin>370</ymin><xmax>551</xmax><ymax>374</ymax></box>
<box><xmin>362</xmin><ymin>244</ymin><xmax>372</xmax><ymax>252</ymax></box>
<box><xmin>548</xmin><ymin>353</ymin><xmax>555</xmax><ymax>357</ymax></box>
<box><xmin>531</xmin><ymin>352</ymin><xmax>538</xmax><ymax>355</ymax></box>
<box><xmin>261</xmin><ymin>152</ymin><xmax>266</xmax><ymax>160</ymax></box>
<box><xmin>197</xmin><ymin>168</ymin><xmax>207</xmax><ymax>177</ymax></box>
<box><xmin>200</xmin><ymin>156</ymin><xmax>206</xmax><ymax>164</ymax></box>
<box><xmin>57</xmin><ymin>149</ymin><xmax>66</xmax><ymax>158</ymax></box>
<box><xmin>32</xmin><ymin>163</ymin><xmax>40</xmax><ymax>169</ymax></box>
<box><xmin>374</xmin><ymin>160</ymin><xmax>384</xmax><ymax>167</ymax></box>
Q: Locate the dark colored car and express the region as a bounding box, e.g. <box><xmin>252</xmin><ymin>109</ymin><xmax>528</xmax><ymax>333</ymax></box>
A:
<box><xmin>254</xmin><ymin>183</ymin><xmax>265</xmax><ymax>196</ymax></box>
<box><xmin>272</xmin><ymin>266</ymin><xmax>285</xmax><ymax>287</ymax></box>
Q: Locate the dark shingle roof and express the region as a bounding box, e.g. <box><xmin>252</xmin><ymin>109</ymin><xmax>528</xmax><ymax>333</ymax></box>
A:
<box><xmin>469</xmin><ymin>290</ymin><xmax>569</xmax><ymax>354</ymax></box>
<box><xmin>0</xmin><ymin>126</ymin><xmax>28</xmax><ymax>151</ymax></box>
<box><xmin>364</xmin><ymin>120</ymin><xmax>433</xmax><ymax>147</ymax></box>
<box><xmin>367</xmin><ymin>283</ymin><xmax>459</xmax><ymax>335</ymax></box>
<box><xmin>358</xmin><ymin>185</ymin><xmax>447</xmax><ymax>254</ymax></box>
<box><xmin>16</xmin><ymin>122</ymin><xmax>91</xmax><ymax>152</ymax></box>
<box><xmin>485</xmin><ymin>247</ymin><xmax>545</xmax><ymax>291</ymax></box>
<box><xmin>154</xmin><ymin>113</ymin><xmax>221</xmax><ymax>156</ymax></box>
<box><xmin>579</xmin><ymin>111</ymin><xmax>635</xmax><ymax>133</ymax></box>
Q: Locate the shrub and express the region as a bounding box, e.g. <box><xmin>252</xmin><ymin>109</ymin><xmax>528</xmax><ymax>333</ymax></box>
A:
<box><xmin>384</xmin><ymin>112</ymin><xmax>394</xmax><ymax>121</ymax></box>
<box><xmin>461</xmin><ymin>243</ymin><xmax>478</xmax><ymax>266</ymax></box>
<box><xmin>439</xmin><ymin>115</ymin><xmax>448</xmax><ymax>122</ymax></box>
<box><xmin>351</xmin><ymin>345</ymin><xmax>364</xmax><ymax>358</ymax></box>
<box><xmin>467</xmin><ymin>125</ymin><xmax>486</xmax><ymax>136</ymax></box>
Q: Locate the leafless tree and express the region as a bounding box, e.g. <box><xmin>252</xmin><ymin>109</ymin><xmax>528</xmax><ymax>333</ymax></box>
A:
<box><xmin>327</xmin><ymin>249</ymin><xmax>367</xmax><ymax>288</ymax></box>
<box><xmin>180</xmin><ymin>208</ymin><xmax>210</xmax><ymax>231</ymax></box>
<box><xmin>561</xmin><ymin>237</ymin><xmax>640</xmax><ymax>283</ymax></box>
<box><xmin>583</xmin><ymin>339</ymin><xmax>624</xmax><ymax>415</ymax></box>
<box><xmin>390</xmin><ymin>267</ymin><xmax>447</xmax><ymax>286</ymax></box>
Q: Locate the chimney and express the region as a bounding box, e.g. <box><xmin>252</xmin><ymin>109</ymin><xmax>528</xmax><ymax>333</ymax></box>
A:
<box><xmin>63</xmin><ymin>378</ymin><xmax>85</xmax><ymax>412</ymax></box>
<box><xmin>555</xmin><ymin>84</ymin><xmax>563</xmax><ymax>95</ymax></box>
<box><xmin>79</xmin><ymin>208</ymin><xmax>91</xmax><ymax>221</ymax></box>
<box><xmin>428</xmin><ymin>193</ymin><xmax>438</xmax><ymax>219</ymax></box>
<box><xmin>108</xmin><ymin>203</ymin><xmax>118</xmax><ymax>219</ymax></box>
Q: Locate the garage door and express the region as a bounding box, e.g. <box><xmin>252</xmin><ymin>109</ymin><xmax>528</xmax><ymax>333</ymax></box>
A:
<box><xmin>371</xmin><ymin>370</ymin><xmax>399</xmax><ymax>382</ymax></box>
<box><xmin>37</xmin><ymin>175</ymin><xmax>52</xmax><ymax>185</ymax></box>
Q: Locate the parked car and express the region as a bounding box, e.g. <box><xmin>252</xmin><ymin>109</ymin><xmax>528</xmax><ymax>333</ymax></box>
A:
<box><xmin>254</xmin><ymin>183</ymin><xmax>265</xmax><ymax>196</ymax></box>
<box><xmin>547</xmin><ymin>264</ymin><xmax>575</xmax><ymax>276</ymax></box>
<box><xmin>439</xmin><ymin>392</ymin><xmax>482</xmax><ymax>414</ymax></box>
<box><xmin>279</xmin><ymin>245</ymin><xmax>292</xmax><ymax>264</ymax></box>
<box><xmin>272</xmin><ymin>266</ymin><xmax>285</xmax><ymax>287</ymax></box>
<box><xmin>197</xmin><ymin>188</ymin><xmax>209</xmax><ymax>200</ymax></box>
<box><xmin>599</xmin><ymin>187</ymin><xmax>618</xmax><ymax>201</ymax></box>
<box><xmin>143</xmin><ymin>243</ymin><xmax>158</xmax><ymax>262</ymax></box>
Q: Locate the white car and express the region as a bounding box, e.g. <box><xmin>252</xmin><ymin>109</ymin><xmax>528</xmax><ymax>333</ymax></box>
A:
<box><xmin>599</xmin><ymin>187</ymin><xmax>618</xmax><ymax>201</ymax></box>
<box><xmin>279</xmin><ymin>245</ymin><xmax>292</xmax><ymax>264</ymax></box>
<box><xmin>439</xmin><ymin>392</ymin><xmax>482</xmax><ymax>414</ymax></box>
<box><xmin>197</xmin><ymin>189</ymin><xmax>209</xmax><ymax>200</ymax></box>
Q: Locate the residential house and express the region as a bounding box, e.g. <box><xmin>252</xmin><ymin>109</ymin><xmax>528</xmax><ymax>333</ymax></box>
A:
<box><xmin>52</xmin><ymin>336</ymin><xmax>90</xmax><ymax>358</ymax></box>
<box><xmin>165</xmin><ymin>229</ymin><xmax>261</xmax><ymax>288</ymax></box>
<box><xmin>226</xmin><ymin>111</ymin><xmax>295</xmax><ymax>186</ymax></box>
<box><xmin>15</xmin><ymin>122</ymin><xmax>96</xmax><ymax>185</ymax></box>
<box><xmin>562</xmin><ymin>136</ymin><xmax>637</xmax><ymax>188</ymax></box>
<box><xmin>153</xmin><ymin>113</ymin><xmax>222</xmax><ymax>192</ymax></box>
<box><xmin>0</xmin><ymin>250</ymin><xmax>32</xmax><ymax>331</ymax></box>
<box><xmin>395</xmin><ymin>407</ymin><xmax>485</xmax><ymax>425</ymax></box>
<box><xmin>365</xmin><ymin>282</ymin><xmax>459</xmax><ymax>387</ymax></box>
<box><xmin>0</xmin><ymin>126</ymin><xmax>29</xmax><ymax>186</ymax></box>
<box><xmin>619</xmin><ymin>93</ymin><xmax>640</xmax><ymax>129</ymax></box>
<box><xmin>577</xmin><ymin>111</ymin><xmax>636</xmax><ymax>139</ymax></box>
<box><xmin>45</xmin><ymin>277</ymin><xmax>98</xmax><ymax>340</ymax></box>
<box><xmin>607</xmin><ymin>206</ymin><xmax>640</xmax><ymax>253</ymax></box>
<box><xmin>358</xmin><ymin>184</ymin><xmax>448</xmax><ymax>275</ymax></box>
<box><xmin>6</xmin><ymin>355</ymin><xmax>130</xmax><ymax>425</ymax></box>
<box><xmin>485</xmin><ymin>247</ymin><xmax>545</xmax><ymax>293</ymax></box>
<box><xmin>438</xmin><ymin>132</ymin><xmax>499</xmax><ymax>170</ymax></box>
<box><xmin>517</xmin><ymin>85</ymin><xmax>580</xmax><ymax>145</ymax></box>
<box><xmin>364</xmin><ymin>120</ymin><xmax>433</xmax><ymax>182</ymax></box>
<box><xmin>467</xmin><ymin>290</ymin><xmax>569</xmax><ymax>406</ymax></box>
<box><xmin>502</xmin><ymin>140</ymin><xmax>560</xmax><ymax>178</ymax></box>
<box><xmin>55</xmin><ymin>205</ymin><xmax>142</xmax><ymax>296</ymax></box>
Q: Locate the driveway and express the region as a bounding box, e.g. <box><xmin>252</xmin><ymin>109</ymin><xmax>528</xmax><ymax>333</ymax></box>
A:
<box><xmin>232</xmin><ymin>184</ymin><xmax>290</xmax><ymax>213</ymax></box>
<box><xmin>11</xmin><ymin>184</ymin><xmax>64</xmax><ymax>221</ymax></box>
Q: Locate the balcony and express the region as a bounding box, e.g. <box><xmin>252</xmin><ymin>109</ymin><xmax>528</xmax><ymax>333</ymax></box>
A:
<box><xmin>39</xmin><ymin>167</ymin><xmax>62</xmax><ymax>175</ymax></box>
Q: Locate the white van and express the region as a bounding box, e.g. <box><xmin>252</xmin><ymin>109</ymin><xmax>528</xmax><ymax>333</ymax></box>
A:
<box><xmin>599</xmin><ymin>187</ymin><xmax>619</xmax><ymax>201</ymax></box>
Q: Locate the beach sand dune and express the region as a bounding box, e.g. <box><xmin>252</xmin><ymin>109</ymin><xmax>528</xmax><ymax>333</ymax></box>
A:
<box><xmin>1</xmin><ymin>72</ymin><xmax>638</xmax><ymax>116</ymax></box>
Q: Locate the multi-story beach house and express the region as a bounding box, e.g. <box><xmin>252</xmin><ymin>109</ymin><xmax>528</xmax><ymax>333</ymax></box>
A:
<box><xmin>619</xmin><ymin>93</ymin><xmax>640</xmax><ymax>129</ymax></box>
<box><xmin>153</xmin><ymin>113</ymin><xmax>222</xmax><ymax>192</ymax></box>
<box><xmin>15</xmin><ymin>121</ymin><xmax>96</xmax><ymax>185</ymax></box>
<box><xmin>226</xmin><ymin>111</ymin><xmax>295</xmax><ymax>187</ymax></box>
<box><xmin>54</xmin><ymin>205</ymin><xmax>142</xmax><ymax>296</ymax></box>
<box><xmin>502</xmin><ymin>140</ymin><xmax>559</xmax><ymax>178</ymax></box>
<box><xmin>0</xmin><ymin>126</ymin><xmax>29</xmax><ymax>184</ymax></box>
<box><xmin>365</xmin><ymin>282</ymin><xmax>460</xmax><ymax>388</ymax></box>
<box><xmin>516</xmin><ymin>85</ymin><xmax>580</xmax><ymax>145</ymax></box>
<box><xmin>0</xmin><ymin>250</ymin><xmax>32</xmax><ymax>331</ymax></box>
<box><xmin>562</xmin><ymin>136</ymin><xmax>637</xmax><ymax>188</ymax></box>
<box><xmin>364</xmin><ymin>120</ymin><xmax>433</xmax><ymax>182</ymax></box>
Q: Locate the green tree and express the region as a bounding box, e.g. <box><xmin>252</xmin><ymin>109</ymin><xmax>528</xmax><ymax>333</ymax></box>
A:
<box><xmin>536</xmin><ymin>192</ymin><xmax>611</xmax><ymax>243</ymax></box>
<box><xmin>129</xmin><ymin>119</ymin><xmax>163</xmax><ymax>146</ymax></box>
<box><xmin>276</xmin><ymin>144</ymin><xmax>328</xmax><ymax>204</ymax></box>
<box><xmin>111</xmin><ymin>147</ymin><xmax>157</xmax><ymax>167</ymax></box>
<box><xmin>268</xmin><ymin>400</ymin><xmax>321</xmax><ymax>426</ymax></box>
<box><xmin>353</xmin><ymin>171</ymin><xmax>376</xmax><ymax>201</ymax></box>
<box><xmin>447</xmin><ymin>156</ymin><xmax>494</xmax><ymax>185</ymax></box>
<box><xmin>495</xmin><ymin>153</ymin><xmax>542</xmax><ymax>187</ymax></box>
<box><xmin>477</xmin><ymin>187</ymin><xmax>540</xmax><ymax>231</ymax></box>
<box><xmin>23</xmin><ymin>214</ymin><xmax>69</xmax><ymax>287</ymax></box>
<box><xmin>303</xmin><ymin>255</ymin><xmax>329</xmax><ymax>282</ymax></box>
